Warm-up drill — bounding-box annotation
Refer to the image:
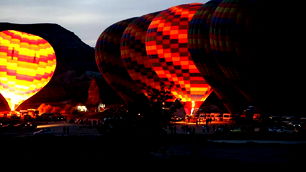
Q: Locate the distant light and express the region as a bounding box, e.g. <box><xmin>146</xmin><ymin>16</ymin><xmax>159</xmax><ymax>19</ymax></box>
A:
<box><xmin>77</xmin><ymin>105</ymin><xmax>87</xmax><ymax>112</ymax></box>
<box><xmin>98</xmin><ymin>103</ymin><xmax>105</xmax><ymax>109</ymax></box>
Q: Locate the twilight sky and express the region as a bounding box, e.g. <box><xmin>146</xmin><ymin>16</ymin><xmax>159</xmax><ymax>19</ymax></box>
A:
<box><xmin>0</xmin><ymin>0</ymin><xmax>208</xmax><ymax>47</ymax></box>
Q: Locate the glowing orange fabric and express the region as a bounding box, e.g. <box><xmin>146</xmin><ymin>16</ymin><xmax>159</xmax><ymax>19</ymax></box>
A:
<box><xmin>0</xmin><ymin>30</ymin><xmax>56</xmax><ymax>110</ymax></box>
<box><xmin>146</xmin><ymin>4</ymin><xmax>212</xmax><ymax>115</ymax></box>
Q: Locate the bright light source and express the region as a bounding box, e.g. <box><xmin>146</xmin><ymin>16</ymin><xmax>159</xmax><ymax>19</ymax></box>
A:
<box><xmin>77</xmin><ymin>105</ymin><xmax>87</xmax><ymax>112</ymax></box>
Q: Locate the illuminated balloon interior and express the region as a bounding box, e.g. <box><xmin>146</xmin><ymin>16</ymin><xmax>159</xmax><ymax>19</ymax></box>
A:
<box><xmin>0</xmin><ymin>30</ymin><xmax>56</xmax><ymax>111</ymax></box>
<box><xmin>146</xmin><ymin>3</ymin><xmax>213</xmax><ymax>115</ymax></box>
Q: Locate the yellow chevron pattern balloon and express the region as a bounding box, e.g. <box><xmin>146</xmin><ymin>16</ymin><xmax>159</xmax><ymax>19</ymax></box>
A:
<box><xmin>0</xmin><ymin>30</ymin><xmax>56</xmax><ymax>111</ymax></box>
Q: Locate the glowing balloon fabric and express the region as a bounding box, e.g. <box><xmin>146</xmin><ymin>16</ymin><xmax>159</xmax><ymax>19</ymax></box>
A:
<box><xmin>146</xmin><ymin>3</ymin><xmax>213</xmax><ymax>115</ymax></box>
<box><xmin>0</xmin><ymin>30</ymin><xmax>56</xmax><ymax>110</ymax></box>
<box><xmin>94</xmin><ymin>0</ymin><xmax>306</xmax><ymax>115</ymax></box>
<box><xmin>95</xmin><ymin>18</ymin><xmax>146</xmax><ymax>103</ymax></box>
<box><xmin>120</xmin><ymin>12</ymin><xmax>176</xmax><ymax>100</ymax></box>
<box><xmin>121</xmin><ymin>13</ymin><xmax>161</xmax><ymax>92</ymax></box>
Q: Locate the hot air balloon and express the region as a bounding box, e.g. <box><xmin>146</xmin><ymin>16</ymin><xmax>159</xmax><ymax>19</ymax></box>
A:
<box><xmin>208</xmin><ymin>0</ymin><xmax>260</xmax><ymax>114</ymax></box>
<box><xmin>120</xmin><ymin>12</ymin><xmax>177</xmax><ymax>101</ymax></box>
<box><xmin>208</xmin><ymin>0</ymin><xmax>306</xmax><ymax>115</ymax></box>
<box><xmin>145</xmin><ymin>3</ymin><xmax>213</xmax><ymax>116</ymax></box>
<box><xmin>188</xmin><ymin>0</ymin><xmax>240</xmax><ymax>114</ymax></box>
<box><xmin>95</xmin><ymin>18</ymin><xmax>147</xmax><ymax>104</ymax></box>
<box><xmin>0</xmin><ymin>30</ymin><xmax>56</xmax><ymax>111</ymax></box>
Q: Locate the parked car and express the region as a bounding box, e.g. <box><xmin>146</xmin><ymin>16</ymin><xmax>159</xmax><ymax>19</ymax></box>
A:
<box><xmin>171</xmin><ymin>115</ymin><xmax>183</xmax><ymax>121</ymax></box>
<box><xmin>229</xmin><ymin>127</ymin><xmax>242</xmax><ymax>133</ymax></box>
<box><xmin>36</xmin><ymin>113</ymin><xmax>66</xmax><ymax>121</ymax></box>
<box><xmin>268</xmin><ymin>125</ymin><xmax>296</xmax><ymax>133</ymax></box>
<box><xmin>53</xmin><ymin>113</ymin><xmax>66</xmax><ymax>121</ymax></box>
<box><xmin>0</xmin><ymin>122</ymin><xmax>12</xmax><ymax>130</ymax></box>
<box><xmin>36</xmin><ymin>113</ymin><xmax>54</xmax><ymax>121</ymax></box>
<box><xmin>23</xmin><ymin>122</ymin><xmax>37</xmax><ymax>130</ymax></box>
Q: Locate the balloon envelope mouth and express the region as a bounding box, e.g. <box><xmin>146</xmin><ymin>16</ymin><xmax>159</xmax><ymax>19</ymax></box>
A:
<box><xmin>1</xmin><ymin>91</ymin><xmax>28</xmax><ymax>111</ymax></box>
<box><xmin>183</xmin><ymin>101</ymin><xmax>205</xmax><ymax>116</ymax></box>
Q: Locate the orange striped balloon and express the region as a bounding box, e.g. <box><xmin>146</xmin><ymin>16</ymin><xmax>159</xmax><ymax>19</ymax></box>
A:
<box><xmin>0</xmin><ymin>30</ymin><xmax>56</xmax><ymax>111</ymax></box>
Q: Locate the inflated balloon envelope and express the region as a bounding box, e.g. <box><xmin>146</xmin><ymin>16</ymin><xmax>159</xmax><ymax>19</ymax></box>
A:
<box><xmin>120</xmin><ymin>12</ymin><xmax>178</xmax><ymax>102</ymax></box>
<box><xmin>0</xmin><ymin>30</ymin><xmax>56</xmax><ymax>111</ymax></box>
<box><xmin>145</xmin><ymin>3</ymin><xmax>213</xmax><ymax>115</ymax></box>
<box><xmin>95</xmin><ymin>18</ymin><xmax>148</xmax><ymax>104</ymax></box>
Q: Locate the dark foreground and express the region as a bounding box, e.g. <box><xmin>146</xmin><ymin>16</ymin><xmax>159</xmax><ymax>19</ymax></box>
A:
<box><xmin>1</xmin><ymin>135</ymin><xmax>306</xmax><ymax>170</ymax></box>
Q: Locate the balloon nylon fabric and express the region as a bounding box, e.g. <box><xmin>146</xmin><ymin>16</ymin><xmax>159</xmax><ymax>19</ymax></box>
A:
<box><xmin>95</xmin><ymin>18</ymin><xmax>147</xmax><ymax>103</ymax></box>
<box><xmin>0</xmin><ymin>30</ymin><xmax>56</xmax><ymax>110</ymax></box>
<box><xmin>120</xmin><ymin>12</ymin><xmax>178</xmax><ymax>101</ymax></box>
<box><xmin>188</xmin><ymin>0</ymin><xmax>240</xmax><ymax>113</ymax></box>
<box><xmin>146</xmin><ymin>3</ymin><xmax>213</xmax><ymax>114</ymax></box>
<box><xmin>209</xmin><ymin>0</ymin><xmax>259</xmax><ymax>113</ymax></box>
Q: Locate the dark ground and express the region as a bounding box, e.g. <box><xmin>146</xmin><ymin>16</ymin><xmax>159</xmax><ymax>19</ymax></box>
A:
<box><xmin>1</xmin><ymin>135</ymin><xmax>305</xmax><ymax>170</ymax></box>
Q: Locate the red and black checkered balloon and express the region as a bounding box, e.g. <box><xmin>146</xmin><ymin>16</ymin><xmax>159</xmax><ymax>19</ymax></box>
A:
<box><xmin>95</xmin><ymin>0</ymin><xmax>306</xmax><ymax>115</ymax></box>
<box><xmin>146</xmin><ymin>3</ymin><xmax>213</xmax><ymax>115</ymax></box>
<box><xmin>120</xmin><ymin>12</ymin><xmax>176</xmax><ymax>101</ymax></box>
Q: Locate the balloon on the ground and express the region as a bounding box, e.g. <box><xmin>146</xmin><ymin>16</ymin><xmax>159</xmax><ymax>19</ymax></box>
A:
<box><xmin>95</xmin><ymin>18</ymin><xmax>147</xmax><ymax>103</ymax></box>
<box><xmin>208</xmin><ymin>0</ymin><xmax>306</xmax><ymax>115</ymax></box>
<box><xmin>188</xmin><ymin>0</ymin><xmax>239</xmax><ymax>114</ymax></box>
<box><xmin>120</xmin><ymin>12</ymin><xmax>176</xmax><ymax>101</ymax></box>
<box><xmin>208</xmin><ymin>0</ymin><xmax>262</xmax><ymax>113</ymax></box>
<box><xmin>0</xmin><ymin>30</ymin><xmax>56</xmax><ymax>111</ymax></box>
<box><xmin>146</xmin><ymin>3</ymin><xmax>213</xmax><ymax>115</ymax></box>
